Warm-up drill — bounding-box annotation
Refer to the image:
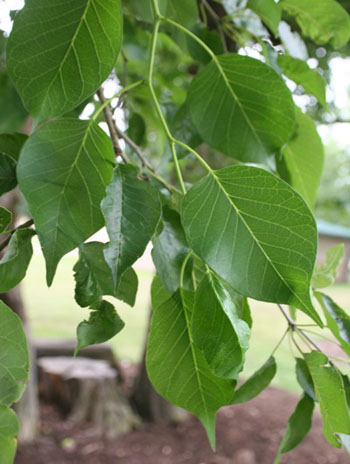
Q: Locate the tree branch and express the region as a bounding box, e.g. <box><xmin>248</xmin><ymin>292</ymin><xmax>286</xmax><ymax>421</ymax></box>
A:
<box><xmin>96</xmin><ymin>87</ymin><xmax>128</xmax><ymax>163</ymax></box>
<box><xmin>0</xmin><ymin>219</ymin><xmax>34</xmax><ymax>252</ymax></box>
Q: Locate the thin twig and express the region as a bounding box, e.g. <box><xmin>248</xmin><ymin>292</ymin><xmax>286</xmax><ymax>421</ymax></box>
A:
<box><xmin>0</xmin><ymin>219</ymin><xmax>34</xmax><ymax>252</ymax></box>
<box><xmin>202</xmin><ymin>0</ymin><xmax>228</xmax><ymax>53</ymax></box>
<box><xmin>96</xmin><ymin>87</ymin><xmax>128</xmax><ymax>163</ymax></box>
<box><xmin>115</xmin><ymin>126</ymin><xmax>153</xmax><ymax>169</ymax></box>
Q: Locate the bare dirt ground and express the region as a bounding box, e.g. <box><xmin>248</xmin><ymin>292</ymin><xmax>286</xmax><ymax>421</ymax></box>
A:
<box><xmin>16</xmin><ymin>385</ymin><xmax>348</xmax><ymax>464</ymax></box>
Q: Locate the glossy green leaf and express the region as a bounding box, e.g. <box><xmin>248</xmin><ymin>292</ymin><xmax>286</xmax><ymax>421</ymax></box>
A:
<box><xmin>181</xmin><ymin>165</ymin><xmax>322</xmax><ymax>326</ymax></box>
<box><xmin>0</xmin><ymin>406</ymin><xmax>20</xmax><ymax>464</ymax></box>
<box><xmin>75</xmin><ymin>300</ymin><xmax>125</xmax><ymax>354</ymax></box>
<box><xmin>274</xmin><ymin>394</ymin><xmax>314</xmax><ymax>463</ymax></box>
<box><xmin>231</xmin><ymin>357</ymin><xmax>276</xmax><ymax>404</ymax></box>
<box><xmin>101</xmin><ymin>164</ymin><xmax>161</xmax><ymax>288</ymax></box>
<box><xmin>74</xmin><ymin>241</ymin><xmax>138</xmax><ymax>308</ymax></box>
<box><xmin>192</xmin><ymin>270</ymin><xmax>250</xmax><ymax>379</ymax></box>
<box><xmin>151</xmin><ymin>207</ymin><xmax>189</xmax><ymax>293</ymax></box>
<box><xmin>312</xmin><ymin>244</ymin><xmax>345</xmax><ymax>289</ymax></box>
<box><xmin>305</xmin><ymin>351</ymin><xmax>350</xmax><ymax>447</ymax></box>
<box><xmin>7</xmin><ymin>0</ymin><xmax>123</xmax><ymax>124</ymax></box>
<box><xmin>146</xmin><ymin>277</ymin><xmax>235</xmax><ymax>449</ymax></box>
<box><xmin>315</xmin><ymin>292</ymin><xmax>350</xmax><ymax>356</ymax></box>
<box><xmin>0</xmin><ymin>229</ymin><xmax>35</xmax><ymax>293</ymax></box>
<box><xmin>0</xmin><ymin>300</ymin><xmax>29</xmax><ymax>406</ymax></box>
<box><xmin>296</xmin><ymin>358</ymin><xmax>316</xmax><ymax>401</ymax></box>
<box><xmin>17</xmin><ymin>119</ymin><xmax>115</xmax><ymax>285</ymax></box>
<box><xmin>0</xmin><ymin>208</ymin><xmax>12</xmax><ymax>233</ymax></box>
<box><xmin>278</xmin><ymin>55</ymin><xmax>327</xmax><ymax>108</ymax></box>
<box><xmin>280</xmin><ymin>0</ymin><xmax>350</xmax><ymax>48</ymax></box>
<box><xmin>280</xmin><ymin>110</ymin><xmax>324</xmax><ymax>208</ymax></box>
<box><xmin>247</xmin><ymin>0</ymin><xmax>281</xmax><ymax>36</ymax></box>
<box><xmin>187</xmin><ymin>54</ymin><xmax>295</xmax><ymax>163</ymax></box>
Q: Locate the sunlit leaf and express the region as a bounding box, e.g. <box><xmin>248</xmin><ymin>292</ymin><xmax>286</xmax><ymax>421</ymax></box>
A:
<box><xmin>7</xmin><ymin>0</ymin><xmax>123</xmax><ymax>124</ymax></box>
<box><xmin>181</xmin><ymin>165</ymin><xmax>322</xmax><ymax>325</ymax></box>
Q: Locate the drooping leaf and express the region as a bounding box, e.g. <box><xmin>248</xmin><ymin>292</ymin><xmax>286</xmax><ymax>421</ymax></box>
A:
<box><xmin>231</xmin><ymin>357</ymin><xmax>276</xmax><ymax>404</ymax></box>
<box><xmin>0</xmin><ymin>208</ymin><xmax>12</xmax><ymax>233</ymax></box>
<box><xmin>181</xmin><ymin>165</ymin><xmax>322</xmax><ymax>326</ymax></box>
<box><xmin>74</xmin><ymin>241</ymin><xmax>138</xmax><ymax>308</ymax></box>
<box><xmin>187</xmin><ymin>54</ymin><xmax>295</xmax><ymax>163</ymax></box>
<box><xmin>278</xmin><ymin>55</ymin><xmax>327</xmax><ymax>108</ymax></box>
<box><xmin>0</xmin><ymin>229</ymin><xmax>35</xmax><ymax>293</ymax></box>
<box><xmin>7</xmin><ymin>0</ymin><xmax>123</xmax><ymax>124</ymax></box>
<box><xmin>312</xmin><ymin>244</ymin><xmax>345</xmax><ymax>289</ymax></box>
<box><xmin>0</xmin><ymin>300</ymin><xmax>29</xmax><ymax>406</ymax></box>
<box><xmin>314</xmin><ymin>292</ymin><xmax>350</xmax><ymax>356</ymax></box>
<box><xmin>75</xmin><ymin>300</ymin><xmax>125</xmax><ymax>354</ymax></box>
<box><xmin>17</xmin><ymin>118</ymin><xmax>115</xmax><ymax>285</ymax></box>
<box><xmin>274</xmin><ymin>394</ymin><xmax>314</xmax><ymax>463</ymax></box>
<box><xmin>101</xmin><ymin>164</ymin><xmax>161</xmax><ymax>288</ymax></box>
<box><xmin>247</xmin><ymin>0</ymin><xmax>281</xmax><ymax>36</ymax></box>
<box><xmin>280</xmin><ymin>0</ymin><xmax>350</xmax><ymax>48</ymax></box>
<box><xmin>0</xmin><ymin>133</ymin><xmax>27</xmax><ymax>160</ymax></box>
<box><xmin>192</xmin><ymin>270</ymin><xmax>250</xmax><ymax>379</ymax></box>
<box><xmin>0</xmin><ymin>406</ymin><xmax>20</xmax><ymax>464</ymax></box>
<box><xmin>305</xmin><ymin>351</ymin><xmax>350</xmax><ymax>447</ymax></box>
<box><xmin>151</xmin><ymin>207</ymin><xmax>189</xmax><ymax>293</ymax></box>
<box><xmin>295</xmin><ymin>358</ymin><xmax>316</xmax><ymax>401</ymax></box>
<box><xmin>280</xmin><ymin>110</ymin><xmax>324</xmax><ymax>208</ymax></box>
<box><xmin>146</xmin><ymin>277</ymin><xmax>235</xmax><ymax>449</ymax></box>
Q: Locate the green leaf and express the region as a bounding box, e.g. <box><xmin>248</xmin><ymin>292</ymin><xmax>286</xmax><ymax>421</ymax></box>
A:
<box><xmin>280</xmin><ymin>110</ymin><xmax>324</xmax><ymax>209</ymax></box>
<box><xmin>0</xmin><ymin>71</ymin><xmax>28</xmax><ymax>133</ymax></box>
<box><xmin>17</xmin><ymin>119</ymin><xmax>115</xmax><ymax>286</ymax></box>
<box><xmin>305</xmin><ymin>351</ymin><xmax>350</xmax><ymax>447</ymax></box>
<box><xmin>314</xmin><ymin>292</ymin><xmax>350</xmax><ymax>356</ymax></box>
<box><xmin>0</xmin><ymin>406</ymin><xmax>20</xmax><ymax>464</ymax></box>
<box><xmin>231</xmin><ymin>357</ymin><xmax>277</xmax><ymax>404</ymax></box>
<box><xmin>312</xmin><ymin>244</ymin><xmax>345</xmax><ymax>289</ymax></box>
<box><xmin>187</xmin><ymin>25</ymin><xmax>224</xmax><ymax>65</ymax></box>
<box><xmin>74</xmin><ymin>241</ymin><xmax>138</xmax><ymax>308</ymax></box>
<box><xmin>0</xmin><ymin>133</ymin><xmax>27</xmax><ymax>160</ymax></box>
<box><xmin>101</xmin><ymin>164</ymin><xmax>161</xmax><ymax>288</ymax></box>
<box><xmin>295</xmin><ymin>358</ymin><xmax>316</xmax><ymax>401</ymax></box>
<box><xmin>280</xmin><ymin>0</ymin><xmax>350</xmax><ymax>48</ymax></box>
<box><xmin>126</xmin><ymin>113</ymin><xmax>146</xmax><ymax>147</ymax></box>
<box><xmin>0</xmin><ymin>208</ymin><xmax>12</xmax><ymax>233</ymax></box>
<box><xmin>192</xmin><ymin>270</ymin><xmax>250</xmax><ymax>379</ymax></box>
<box><xmin>0</xmin><ymin>229</ymin><xmax>35</xmax><ymax>293</ymax></box>
<box><xmin>146</xmin><ymin>277</ymin><xmax>235</xmax><ymax>449</ymax></box>
<box><xmin>0</xmin><ymin>300</ymin><xmax>29</xmax><ymax>406</ymax></box>
<box><xmin>75</xmin><ymin>300</ymin><xmax>125</xmax><ymax>354</ymax></box>
<box><xmin>160</xmin><ymin>0</ymin><xmax>198</xmax><ymax>28</ymax></box>
<box><xmin>7</xmin><ymin>0</ymin><xmax>123</xmax><ymax>124</ymax></box>
<box><xmin>247</xmin><ymin>0</ymin><xmax>281</xmax><ymax>36</ymax></box>
<box><xmin>0</xmin><ymin>154</ymin><xmax>17</xmax><ymax>195</ymax></box>
<box><xmin>278</xmin><ymin>55</ymin><xmax>327</xmax><ymax>108</ymax></box>
<box><xmin>274</xmin><ymin>394</ymin><xmax>314</xmax><ymax>463</ymax></box>
<box><xmin>181</xmin><ymin>165</ymin><xmax>322</xmax><ymax>326</ymax></box>
<box><xmin>151</xmin><ymin>207</ymin><xmax>189</xmax><ymax>293</ymax></box>
<box><xmin>187</xmin><ymin>54</ymin><xmax>295</xmax><ymax>163</ymax></box>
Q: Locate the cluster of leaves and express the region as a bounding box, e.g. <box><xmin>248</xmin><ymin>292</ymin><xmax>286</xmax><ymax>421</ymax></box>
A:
<box><xmin>1</xmin><ymin>0</ymin><xmax>350</xmax><ymax>461</ymax></box>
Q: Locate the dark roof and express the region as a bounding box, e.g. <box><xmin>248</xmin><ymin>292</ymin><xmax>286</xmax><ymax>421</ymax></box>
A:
<box><xmin>317</xmin><ymin>220</ymin><xmax>350</xmax><ymax>240</ymax></box>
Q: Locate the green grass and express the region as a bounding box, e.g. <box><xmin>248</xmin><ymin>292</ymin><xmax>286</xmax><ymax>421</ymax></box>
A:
<box><xmin>23</xmin><ymin>246</ymin><xmax>350</xmax><ymax>394</ymax></box>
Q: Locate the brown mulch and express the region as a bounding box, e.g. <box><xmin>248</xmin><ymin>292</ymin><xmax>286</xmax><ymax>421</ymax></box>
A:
<box><xmin>16</xmin><ymin>386</ymin><xmax>348</xmax><ymax>464</ymax></box>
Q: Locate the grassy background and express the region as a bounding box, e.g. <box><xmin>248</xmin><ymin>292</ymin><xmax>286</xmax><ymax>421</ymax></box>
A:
<box><xmin>23</xmin><ymin>247</ymin><xmax>350</xmax><ymax>394</ymax></box>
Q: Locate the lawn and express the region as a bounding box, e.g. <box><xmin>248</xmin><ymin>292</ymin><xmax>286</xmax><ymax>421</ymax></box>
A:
<box><xmin>23</xmin><ymin>246</ymin><xmax>350</xmax><ymax>394</ymax></box>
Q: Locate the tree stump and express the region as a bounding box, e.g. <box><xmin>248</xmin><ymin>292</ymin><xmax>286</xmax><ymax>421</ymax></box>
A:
<box><xmin>38</xmin><ymin>356</ymin><xmax>139</xmax><ymax>437</ymax></box>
